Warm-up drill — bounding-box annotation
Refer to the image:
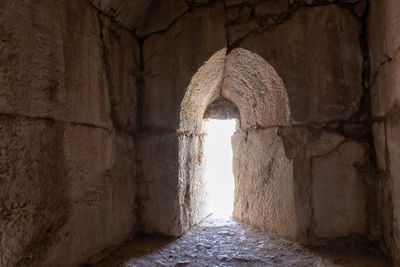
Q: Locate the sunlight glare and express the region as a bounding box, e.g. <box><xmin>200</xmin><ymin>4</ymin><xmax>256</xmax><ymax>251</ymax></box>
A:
<box><xmin>204</xmin><ymin>119</ymin><xmax>236</xmax><ymax>218</ymax></box>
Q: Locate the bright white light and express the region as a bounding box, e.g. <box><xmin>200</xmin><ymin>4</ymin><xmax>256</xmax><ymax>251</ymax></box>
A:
<box><xmin>204</xmin><ymin>119</ymin><xmax>236</xmax><ymax>218</ymax></box>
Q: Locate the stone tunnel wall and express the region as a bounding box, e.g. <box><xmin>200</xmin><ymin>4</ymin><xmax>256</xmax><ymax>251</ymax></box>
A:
<box><xmin>228</xmin><ymin>1</ymin><xmax>377</xmax><ymax>244</ymax></box>
<box><xmin>0</xmin><ymin>0</ymin><xmax>139</xmax><ymax>266</ymax></box>
<box><xmin>369</xmin><ymin>0</ymin><xmax>400</xmax><ymax>264</ymax></box>
<box><xmin>0</xmin><ymin>0</ymin><xmax>395</xmax><ymax>265</ymax></box>
<box><xmin>136</xmin><ymin>0</ymin><xmax>378</xmax><ymax>246</ymax></box>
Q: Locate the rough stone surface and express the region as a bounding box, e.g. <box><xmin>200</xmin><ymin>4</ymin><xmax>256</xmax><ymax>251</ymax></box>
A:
<box><xmin>179</xmin><ymin>48</ymin><xmax>294</xmax><ymax>241</ymax></box>
<box><xmin>222</xmin><ymin>49</ymin><xmax>291</xmax><ymax>129</ymax></box>
<box><xmin>42</xmin><ymin>126</ymin><xmax>136</xmax><ymax>266</ymax></box>
<box><xmin>90</xmin><ymin>0</ymin><xmax>152</xmax><ymax>31</ymax></box>
<box><xmin>180</xmin><ymin>49</ymin><xmax>226</xmax><ymax>133</ymax></box>
<box><xmin>370</xmin><ymin>58</ymin><xmax>400</xmax><ymax>118</ymax></box>
<box><xmin>369</xmin><ymin>0</ymin><xmax>400</xmax><ymax>263</ymax></box>
<box><xmin>93</xmin><ymin>217</ymin><xmax>389</xmax><ymax>267</ymax></box>
<box><xmin>178</xmin><ymin>134</ymin><xmax>208</xmax><ymax>233</ymax></box>
<box><xmin>240</xmin><ymin>5</ymin><xmax>363</xmax><ymax>123</ymax></box>
<box><xmin>0</xmin><ymin>1</ymin><xmax>138</xmax><ymax>266</ymax></box>
<box><xmin>143</xmin><ymin>2</ymin><xmax>226</xmax><ymax>129</ymax></box>
<box><xmin>0</xmin><ymin>0</ymin><xmax>111</xmax><ymax>128</ymax></box>
<box><xmin>0</xmin><ymin>0</ymin><xmax>395</xmax><ymax>265</ymax></box>
<box><xmin>134</xmin><ymin>0</ymin><xmax>188</xmax><ymax>36</ymax></box>
<box><xmin>372</xmin><ymin>122</ymin><xmax>386</xmax><ymax>171</ymax></box>
<box><xmin>101</xmin><ymin>16</ymin><xmax>140</xmax><ymax>131</ymax></box>
<box><xmin>312</xmin><ymin>140</ymin><xmax>369</xmax><ymax>239</ymax></box>
<box><xmin>204</xmin><ymin>98</ymin><xmax>240</xmax><ymax>120</ymax></box>
<box><xmin>0</xmin><ymin>117</ymin><xmax>136</xmax><ymax>267</ymax></box>
<box><xmin>232</xmin><ymin>129</ymin><xmax>296</xmax><ymax>239</ymax></box>
<box><xmin>90</xmin><ymin>0</ymin><xmax>188</xmax><ymax>36</ymax></box>
<box><xmin>387</xmin><ymin>118</ymin><xmax>400</xmax><ymax>261</ymax></box>
<box><xmin>369</xmin><ymin>0</ymin><xmax>400</xmax><ymax>78</ymax></box>
<box><xmin>310</xmin><ymin>131</ymin><xmax>346</xmax><ymax>157</ymax></box>
<box><xmin>137</xmin><ymin>132</ymin><xmax>182</xmax><ymax>236</ymax></box>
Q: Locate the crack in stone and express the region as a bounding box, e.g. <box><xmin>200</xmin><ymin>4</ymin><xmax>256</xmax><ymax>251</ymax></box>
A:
<box><xmin>0</xmin><ymin>112</ymin><xmax>113</xmax><ymax>132</ymax></box>
<box><xmin>138</xmin><ymin>8</ymin><xmax>190</xmax><ymax>40</ymax></box>
<box><xmin>222</xmin><ymin>0</ymin><xmax>230</xmax><ymax>52</ymax></box>
<box><xmin>226</xmin><ymin>0</ymin><xmax>364</xmax><ymax>48</ymax></box>
<box><xmin>86</xmin><ymin>0</ymin><xmax>139</xmax><ymax>39</ymax></box>
<box><xmin>97</xmin><ymin>12</ymin><xmax>119</xmax><ymax>133</ymax></box>
<box><xmin>371</xmin><ymin>49</ymin><xmax>400</xmax><ymax>88</ymax></box>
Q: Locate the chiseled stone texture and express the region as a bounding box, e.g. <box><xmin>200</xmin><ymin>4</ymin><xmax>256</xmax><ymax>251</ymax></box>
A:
<box><xmin>372</xmin><ymin>122</ymin><xmax>386</xmax><ymax>171</ymax></box>
<box><xmin>370</xmin><ymin>55</ymin><xmax>400</xmax><ymax>118</ymax></box>
<box><xmin>90</xmin><ymin>0</ymin><xmax>188</xmax><ymax>36</ymax></box>
<box><xmin>0</xmin><ymin>117</ymin><xmax>60</xmax><ymax>267</ymax></box>
<box><xmin>222</xmin><ymin>48</ymin><xmax>291</xmax><ymax>129</ymax></box>
<box><xmin>137</xmin><ymin>132</ymin><xmax>182</xmax><ymax>236</ymax></box>
<box><xmin>179</xmin><ymin>48</ymin><xmax>295</xmax><ymax>240</ymax></box>
<box><xmin>100</xmin><ymin>16</ymin><xmax>140</xmax><ymax>131</ymax></box>
<box><xmin>387</xmin><ymin>118</ymin><xmax>400</xmax><ymax>259</ymax></box>
<box><xmin>143</xmin><ymin>2</ymin><xmax>226</xmax><ymax>129</ymax></box>
<box><xmin>178</xmin><ymin>134</ymin><xmax>208</xmax><ymax>232</ymax></box>
<box><xmin>369</xmin><ymin>0</ymin><xmax>400</xmax><ymax>263</ymax></box>
<box><xmin>240</xmin><ymin>5</ymin><xmax>363</xmax><ymax>124</ymax></box>
<box><xmin>0</xmin><ymin>117</ymin><xmax>136</xmax><ymax>267</ymax></box>
<box><xmin>232</xmin><ymin>129</ymin><xmax>296</xmax><ymax>239</ymax></box>
<box><xmin>90</xmin><ymin>0</ymin><xmax>152</xmax><ymax>31</ymax></box>
<box><xmin>369</xmin><ymin>0</ymin><xmax>400</xmax><ymax>83</ymax></box>
<box><xmin>310</xmin><ymin>130</ymin><xmax>346</xmax><ymax>157</ymax></box>
<box><xmin>311</xmin><ymin>140</ymin><xmax>369</xmax><ymax>239</ymax></box>
<box><xmin>0</xmin><ymin>0</ymin><xmax>111</xmax><ymax>128</ymax></box>
<box><xmin>42</xmin><ymin>126</ymin><xmax>137</xmax><ymax>266</ymax></box>
<box><xmin>0</xmin><ymin>0</ymin><xmax>389</xmax><ymax>265</ymax></box>
<box><xmin>180</xmin><ymin>49</ymin><xmax>226</xmax><ymax>133</ymax></box>
<box><xmin>0</xmin><ymin>1</ymin><xmax>139</xmax><ymax>266</ymax></box>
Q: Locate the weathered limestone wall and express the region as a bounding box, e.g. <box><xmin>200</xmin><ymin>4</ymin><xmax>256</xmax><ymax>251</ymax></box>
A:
<box><xmin>369</xmin><ymin>0</ymin><xmax>400</xmax><ymax>263</ymax></box>
<box><xmin>101</xmin><ymin>0</ymin><xmax>378</xmax><ymax>246</ymax></box>
<box><xmin>1</xmin><ymin>0</ymin><xmax>393</xmax><ymax>264</ymax></box>
<box><xmin>227</xmin><ymin>1</ymin><xmax>376</xmax><ymax>244</ymax></box>
<box><xmin>137</xmin><ymin>2</ymin><xmax>227</xmax><ymax>236</ymax></box>
<box><xmin>136</xmin><ymin>0</ymin><xmax>375</xmax><ymax>245</ymax></box>
<box><xmin>222</xmin><ymin>49</ymin><xmax>296</xmax><ymax>240</ymax></box>
<box><xmin>180</xmin><ymin>48</ymin><xmax>296</xmax><ymax>240</ymax></box>
<box><xmin>0</xmin><ymin>0</ymin><xmax>139</xmax><ymax>266</ymax></box>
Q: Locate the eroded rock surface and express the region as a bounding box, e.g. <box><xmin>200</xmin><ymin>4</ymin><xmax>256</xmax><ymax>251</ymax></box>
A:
<box><xmin>1</xmin><ymin>0</ymin><xmax>397</xmax><ymax>265</ymax></box>
<box><xmin>0</xmin><ymin>1</ymin><xmax>138</xmax><ymax>266</ymax></box>
<box><xmin>93</xmin><ymin>217</ymin><xmax>389</xmax><ymax>267</ymax></box>
<box><xmin>239</xmin><ymin>5</ymin><xmax>363</xmax><ymax>123</ymax></box>
<box><xmin>369</xmin><ymin>0</ymin><xmax>400</xmax><ymax>263</ymax></box>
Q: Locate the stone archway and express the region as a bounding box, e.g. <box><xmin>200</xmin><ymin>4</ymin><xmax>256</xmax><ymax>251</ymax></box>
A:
<box><xmin>179</xmin><ymin>48</ymin><xmax>296</xmax><ymax>239</ymax></box>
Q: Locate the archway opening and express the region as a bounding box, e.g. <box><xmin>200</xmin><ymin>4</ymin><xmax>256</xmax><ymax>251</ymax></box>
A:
<box><xmin>178</xmin><ymin>48</ymin><xmax>292</xmax><ymax>238</ymax></box>
<box><xmin>203</xmin><ymin>119</ymin><xmax>237</xmax><ymax>218</ymax></box>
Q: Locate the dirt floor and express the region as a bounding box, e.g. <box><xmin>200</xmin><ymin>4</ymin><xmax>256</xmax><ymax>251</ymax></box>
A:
<box><xmin>92</xmin><ymin>217</ymin><xmax>391</xmax><ymax>267</ymax></box>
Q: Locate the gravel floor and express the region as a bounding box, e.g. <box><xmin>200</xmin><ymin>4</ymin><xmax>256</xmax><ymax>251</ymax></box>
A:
<box><xmin>92</xmin><ymin>217</ymin><xmax>391</xmax><ymax>267</ymax></box>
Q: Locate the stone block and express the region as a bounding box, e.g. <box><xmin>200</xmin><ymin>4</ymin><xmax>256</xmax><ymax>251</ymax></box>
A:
<box><xmin>101</xmin><ymin>17</ymin><xmax>140</xmax><ymax>130</ymax></box>
<box><xmin>137</xmin><ymin>132</ymin><xmax>182</xmax><ymax>236</ymax></box>
<box><xmin>232</xmin><ymin>128</ymin><xmax>296</xmax><ymax>239</ymax></box>
<box><xmin>368</xmin><ymin>0</ymin><xmax>400</xmax><ymax>76</ymax></box>
<box><xmin>0</xmin><ymin>115</ymin><xmax>137</xmax><ymax>266</ymax></box>
<box><xmin>372</xmin><ymin>122</ymin><xmax>387</xmax><ymax>171</ymax></box>
<box><xmin>143</xmin><ymin>3</ymin><xmax>226</xmax><ymax>129</ymax></box>
<box><xmin>240</xmin><ymin>5</ymin><xmax>363</xmax><ymax>123</ymax></box>
<box><xmin>312</xmin><ymin>140</ymin><xmax>368</xmax><ymax>239</ymax></box>
<box><xmin>370</xmin><ymin>57</ymin><xmax>400</xmax><ymax>117</ymax></box>
<box><xmin>0</xmin><ymin>0</ymin><xmax>111</xmax><ymax>127</ymax></box>
<box><xmin>387</xmin><ymin>118</ymin><xmax>400</xmax><ymax>254</ymax></box>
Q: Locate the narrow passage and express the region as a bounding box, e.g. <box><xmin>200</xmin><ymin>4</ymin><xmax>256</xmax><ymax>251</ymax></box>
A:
<box><xmin>93</xmin><ymin>217</ymin><xmax>388</xmax><ymax>267</ymax></box>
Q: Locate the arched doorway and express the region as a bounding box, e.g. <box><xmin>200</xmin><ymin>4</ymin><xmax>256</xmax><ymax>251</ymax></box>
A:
<box><xmin>179</xmin><ymin>48</ymin><xmax>296</xmax><ymax>239</ymax></box>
